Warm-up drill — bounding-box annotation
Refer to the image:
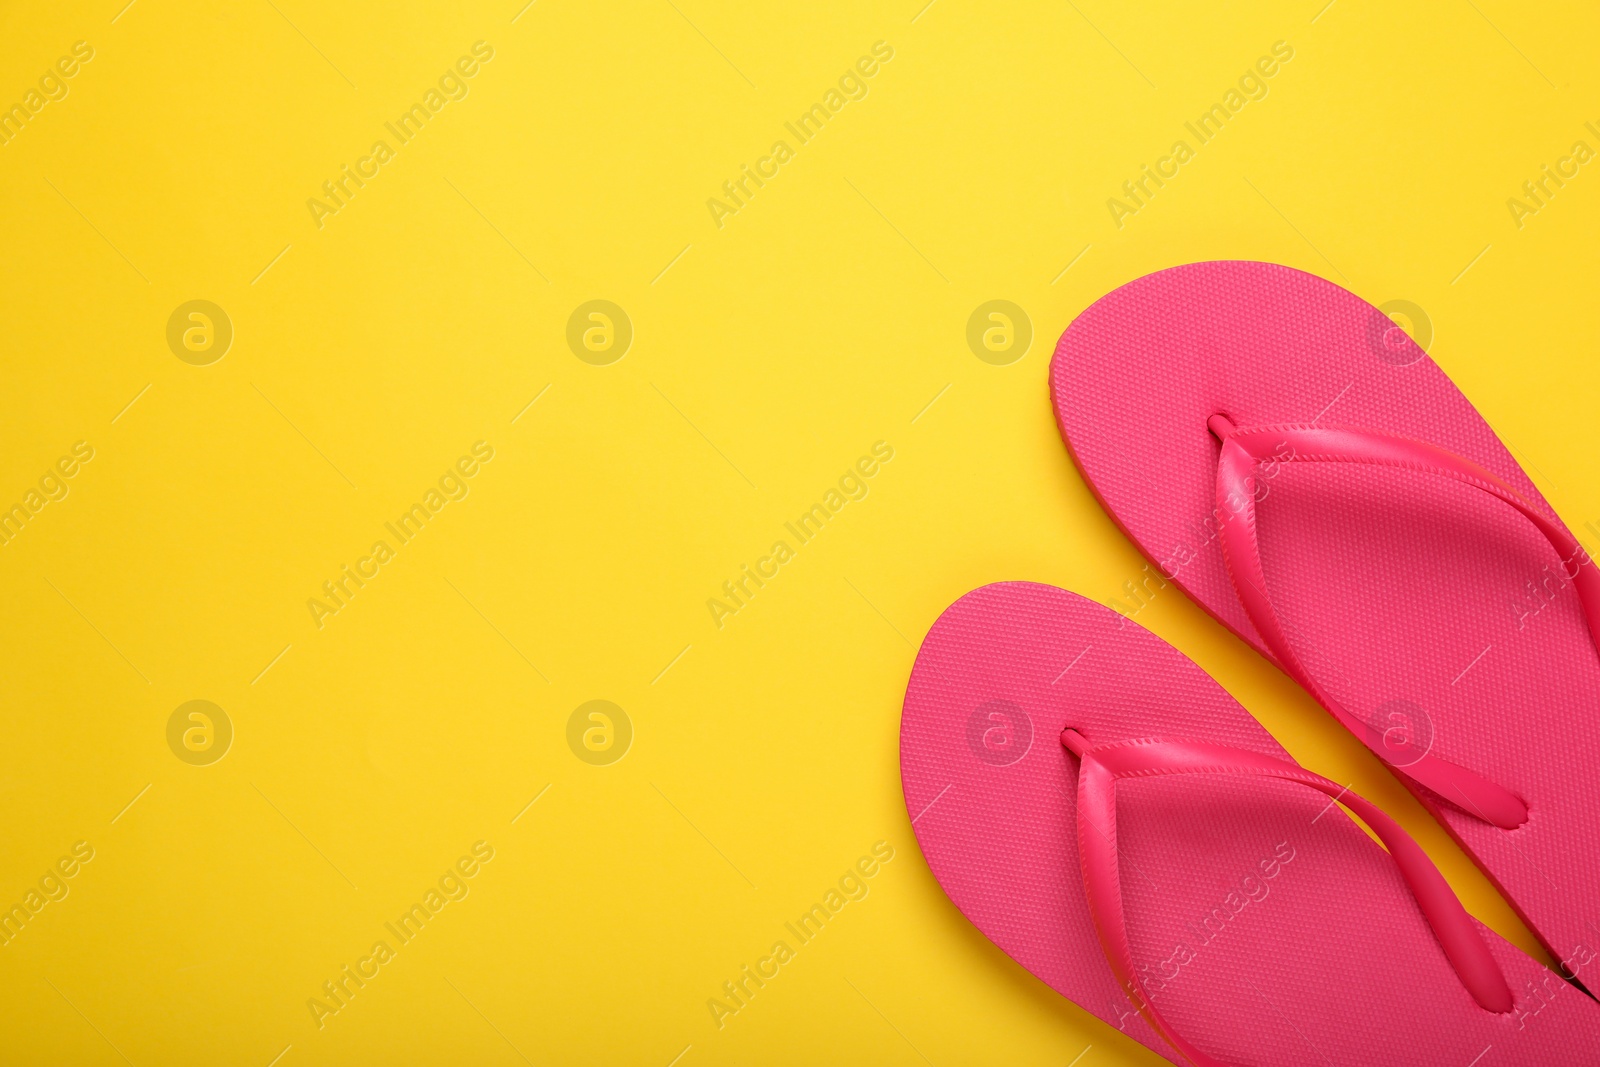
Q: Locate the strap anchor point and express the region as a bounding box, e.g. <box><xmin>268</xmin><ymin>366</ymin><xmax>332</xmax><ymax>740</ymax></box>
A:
<box><xmin>1060</xmin><ymin>727</ymin><xmax>1090</xmax><ymax>757</ymax></box>
<box><xmin>1207</xmin><ymin>413</ymin><xmax>1238</xmax><ymax>441</ymax></box>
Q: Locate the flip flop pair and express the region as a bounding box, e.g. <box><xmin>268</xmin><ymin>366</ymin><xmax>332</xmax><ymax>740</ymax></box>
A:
<box><xmin>901</xmin><ymin>263</ymin><xmax>1600</xmax><ymax>1064</ymax></box>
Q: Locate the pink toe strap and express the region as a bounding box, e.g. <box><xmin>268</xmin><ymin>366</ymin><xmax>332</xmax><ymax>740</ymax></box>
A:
<box><xmin>1062</xmin><ymin>729</ymin><xmax>1513</xmax><ymax>1067</ymax></box>
<box><xmin>1205</xmin><ymin>417</ymin><xmax>1600</xmax><ymax>830</ymax></box>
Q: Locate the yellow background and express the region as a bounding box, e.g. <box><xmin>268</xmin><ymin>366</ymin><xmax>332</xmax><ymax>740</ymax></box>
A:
<box><xmin>2</xmin><ymin>0</ymin><xmax>1597</xmax><ymax>1063</ymax></box>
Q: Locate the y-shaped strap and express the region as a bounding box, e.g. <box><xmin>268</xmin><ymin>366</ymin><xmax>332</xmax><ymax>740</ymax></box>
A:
<box><xmin>1061</xmin><ymin>729</ymin><xmax>1513</xmax><ymax>1067</ymax></box>
<box><xmin>1208</xmin><ymin>416</ymin><xmax>1600</xmax><ymax>829</ymax></box>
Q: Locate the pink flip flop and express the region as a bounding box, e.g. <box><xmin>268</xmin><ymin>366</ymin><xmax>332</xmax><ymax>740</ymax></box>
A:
<box><xmin>1050</xmin><ymin>261</ymin><xmax>1600</xmax><ymax>972</ymax></box>
<box><xmin>901</xmin><ymin>582</ymin><xmax>1600</xmax><ymax>1065</ymax></box>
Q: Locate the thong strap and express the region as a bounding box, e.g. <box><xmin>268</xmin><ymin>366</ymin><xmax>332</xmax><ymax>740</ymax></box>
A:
<box><xmin>1205</xmin><ymin>416</ymin><xmax>1600</xmax><ymax>829</ymax></box>
<box><xmin>1061</xmin><ymin>728</ymin><xmax>1513</xmax><ymax>1067</ymax></box>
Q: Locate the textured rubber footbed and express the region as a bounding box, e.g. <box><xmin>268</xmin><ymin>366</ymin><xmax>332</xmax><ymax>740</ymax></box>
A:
<box><xmin>901</xmin><ymin>583</ymin><xmax>1600</xmax><ymax>1066</ymax></box>
<box><xmin>1050</xmin><ymin>261</ymin><xmax>1600</xmax><ymax>972</ymax></box>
